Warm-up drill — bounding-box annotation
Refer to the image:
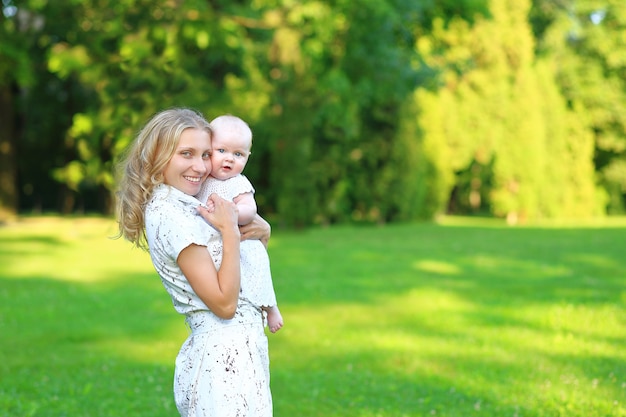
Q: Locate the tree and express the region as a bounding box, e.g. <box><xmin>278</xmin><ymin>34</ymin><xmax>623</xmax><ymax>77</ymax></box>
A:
<box><xmin>532</xmin><ymin>0</ymin><xmax>626</xmax><ymax>213</ymax></box>
<box><xmin>2</xmin><ymin>0</ymin><xmax>618</xmax><ymax>224</ymax></box>
<box><xmin>414</xmin><ymin>0</ymin><xmax>600</xmax><ymax>221</ymax></box>
<box><xmin>0</xmin><ymin>3</ymin><xmax>42</xmax><ymax>219</ymax></box>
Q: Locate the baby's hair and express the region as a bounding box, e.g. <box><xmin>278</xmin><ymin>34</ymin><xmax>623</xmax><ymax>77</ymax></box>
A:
<box><xmin>210</xmin><ymin>114</ymin><xmax>253</xmax><ymax>147</ymax></box>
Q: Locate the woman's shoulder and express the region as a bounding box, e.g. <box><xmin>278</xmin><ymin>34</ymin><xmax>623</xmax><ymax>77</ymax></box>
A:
<box><xmin>148</xmin><ymin>184</ymin><xmax>200</xmax><ymax>209</ymax></box>
<box><xmin>146</xmin><ymin>185</ymin><xmax>205</xmax><ymax>226</ymax></box>
<box><xmin>145</xmin><ymin>185</ymin><xmax>218</xmax><ymax>253</ymax></box>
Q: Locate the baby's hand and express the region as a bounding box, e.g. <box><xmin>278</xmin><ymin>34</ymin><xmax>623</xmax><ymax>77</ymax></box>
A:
<box><xmin>202</xmin><ymin>199</ymin><xmax>215</xmax><ymax>212</ymax></box>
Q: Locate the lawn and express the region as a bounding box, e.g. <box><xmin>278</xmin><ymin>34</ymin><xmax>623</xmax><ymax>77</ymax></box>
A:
<box><xmin>0</xmin><ymin>216</ymin><xmax>625</xmax><ymax>417</ymax></box>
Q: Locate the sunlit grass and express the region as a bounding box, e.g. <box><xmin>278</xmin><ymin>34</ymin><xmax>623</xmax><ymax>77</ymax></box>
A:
<box><xmin>0</xmin><ymin>216</ymin><xmax>151</xmax><ymax>282</ymax></box>
<box><xmin>1</xmin><ymin>216</ymin><xmax>625</xmax><ymax>417</ymax></box>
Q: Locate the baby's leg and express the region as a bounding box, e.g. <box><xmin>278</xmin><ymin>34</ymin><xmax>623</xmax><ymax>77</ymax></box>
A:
<box><xmin>264</xmin><ymin>305</ymin><xmax>284</xmax><ymax>333</ymax></box>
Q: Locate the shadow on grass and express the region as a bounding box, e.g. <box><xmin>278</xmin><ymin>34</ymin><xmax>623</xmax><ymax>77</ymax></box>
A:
<box><xmin>271</xmin><ymin>297</ymin><xmax>625</xmax><ymax>416</ymax></box>
<box><xmin>0</xmin><ymin>235</ymin><xmax>67</xmax><ymax>260</ymax></box>
<box><xmin>0</xmin><ymin>273</ymin><xmax>185</xmax><ymax>417</ymax></box>
<box><xmin>267</xmin><ymin>222</ymin><xmax>626</xmax><ymax>416</ymax></box>
<box><xmin>2</xmin><ymin>219</ymin><xmax>625</xmax><ymax>417</ymax></box>
<box><xmin>272</xmin><ymin>223</ymin><xmax>626</xmax><ymax>307</ymax></box>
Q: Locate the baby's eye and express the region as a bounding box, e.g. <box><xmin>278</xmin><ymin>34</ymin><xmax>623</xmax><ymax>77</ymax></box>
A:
<box><xmin>216</xmin><ymin>148</ymin><xmax>225</xmax><ymax>153</ymax></box>
<box><xmin>234</xmin><ymin>151</ymin><xmax>243</xmax><ymax>158</ymax></box>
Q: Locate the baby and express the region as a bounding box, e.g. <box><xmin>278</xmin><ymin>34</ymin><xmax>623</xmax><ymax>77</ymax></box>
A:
<box><xmin>196</xmin><ymin>114</ymin><xmax>283</xmax><ymax>333</ymax></box>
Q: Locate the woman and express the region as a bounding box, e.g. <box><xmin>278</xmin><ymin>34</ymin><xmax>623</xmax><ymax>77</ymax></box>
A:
<box><xmin>116</xmin><ymin>108</ymin><xmax>273</xmax><ymax>416</ymax></box>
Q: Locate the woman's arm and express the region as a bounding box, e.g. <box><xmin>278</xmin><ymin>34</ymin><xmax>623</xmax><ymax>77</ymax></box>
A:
<box><xmin>178</xmin><ymin>194</ymin><xmax>241</xmax><ymax>319</ymax></box>
<box><xmin>239</xmin><ymin>214</ymin><xmax>271</xmax><ymax>248</ymax></box>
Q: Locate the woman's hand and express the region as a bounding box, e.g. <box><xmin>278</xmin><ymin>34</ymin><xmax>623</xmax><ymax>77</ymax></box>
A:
<box><xmin>240</xmin><ymin>214</ymin><xmax>271</xmax><ymax>247</ymax></box>
<box><xmin>197</xmin><ymin>193</ymin><xmax>240</xmax><ymax>238</ymax></box>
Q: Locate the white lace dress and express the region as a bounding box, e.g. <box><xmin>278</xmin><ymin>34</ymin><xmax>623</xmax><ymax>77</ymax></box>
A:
<box><xmin>197</xmin><ymin>175</ymin><xmax>278</xmax><ymax>310</ymax></box>
<box><xmin>145</xmin><ymin>184</ymin><xmax>272</xmax><ymax>417</ymax></box>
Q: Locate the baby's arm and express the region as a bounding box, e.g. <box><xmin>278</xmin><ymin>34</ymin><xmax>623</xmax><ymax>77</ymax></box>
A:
<box><xmin>233</xmin><ymin>191</ymin><xmax>257</xmax><ymax>226</ymax></box>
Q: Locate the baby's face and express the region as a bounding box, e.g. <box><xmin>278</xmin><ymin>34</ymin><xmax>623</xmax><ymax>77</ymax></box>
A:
<box><xmin>210</xmin><ymin>128</ymin><xmax>251</xmax><ymax>180</ymax></box>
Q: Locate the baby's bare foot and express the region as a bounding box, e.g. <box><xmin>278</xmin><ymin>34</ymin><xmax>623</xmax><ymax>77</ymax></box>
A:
<box><xmin>266</xmin><ymin>306</ymin><xmax>284</xmax><ymax>333</ymax></box>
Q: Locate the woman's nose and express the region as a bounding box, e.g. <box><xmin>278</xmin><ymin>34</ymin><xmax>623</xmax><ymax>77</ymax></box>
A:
<box><xmin>193</xmin><ymin>157</ymin><xmax>208</xmax><ymax>173</ymax></box>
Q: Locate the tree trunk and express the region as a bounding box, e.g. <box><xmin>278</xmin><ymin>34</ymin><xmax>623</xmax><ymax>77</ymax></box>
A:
<box><xmin>0</xmin><ymin>84</ymin><xmax>17</xmax><ymax>222</ymax></box>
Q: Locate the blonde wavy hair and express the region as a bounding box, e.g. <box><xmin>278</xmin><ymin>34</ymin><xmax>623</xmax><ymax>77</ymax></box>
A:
<box><xmin>115</xmin><ymin>108</ymin><xmax>211</xmax><ymax>250</ymax></box>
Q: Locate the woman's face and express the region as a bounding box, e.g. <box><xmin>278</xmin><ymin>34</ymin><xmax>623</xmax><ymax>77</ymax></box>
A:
<box><xmin>163</xmin><ymin>128</ymin><xmax>212</xmax><ymax>195</ymax></box>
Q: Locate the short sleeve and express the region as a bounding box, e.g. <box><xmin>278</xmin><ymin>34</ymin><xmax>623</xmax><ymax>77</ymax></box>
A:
<box><xmin>146</xmin><ymin>197</ymin><xmax>213</xmax><ymax>261</ymax></box>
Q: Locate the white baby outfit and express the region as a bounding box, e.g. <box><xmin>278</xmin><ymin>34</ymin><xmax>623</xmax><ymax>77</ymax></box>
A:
<box><xmin>196</xmin><ymin>174</ymin><xmax>278</xmax><ymax>311</ymax></box>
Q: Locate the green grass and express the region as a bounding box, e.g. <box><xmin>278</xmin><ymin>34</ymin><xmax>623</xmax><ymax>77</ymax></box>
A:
<box><xmin>1</xmin><ymin>216</ymin><xmax>625</xmax><ymax>417</ymax></box>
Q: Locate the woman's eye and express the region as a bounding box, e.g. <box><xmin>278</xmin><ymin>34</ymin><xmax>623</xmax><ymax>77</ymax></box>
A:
<box><xmin>181</xmin><ymin>151</ymin><xmax>191</xmax><ymax>157</ymax></box>
<box><xmin>202</xmin><ymin>152</ymin><xmax>211</xmax><ymax>159</ymax></box>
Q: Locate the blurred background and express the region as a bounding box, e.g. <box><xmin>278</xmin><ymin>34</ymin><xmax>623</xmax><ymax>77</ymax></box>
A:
<box><xmin>1</xmin><ymin>0</ymin><xmax>624</xmax><ymax>227</ymax></box>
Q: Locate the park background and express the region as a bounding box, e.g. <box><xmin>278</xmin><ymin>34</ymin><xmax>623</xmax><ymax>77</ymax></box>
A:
<box><xmin>1</xmin><ymin>0</ymin><xmax>625</xmax><ymax>416</ymax></box>
<box><xmin>1</xmin><ymin>0</ymin><xmax>626</xmax><ymax>224</ymax></box>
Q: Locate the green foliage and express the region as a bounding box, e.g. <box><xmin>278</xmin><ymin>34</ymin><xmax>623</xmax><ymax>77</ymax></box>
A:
<box><xmin>415</xmin><ymin>0</ymin><xmax>602</xmax><ymax>222</ymax></box>
<box><xmin>532</xmin><ymin>0</ymin><xmax>626</xmax><ymax>213</ymax></box>
<box><xmin>1</xmin><ymin>216</ymin><xmax>625</xmax><ymax>416</ymax></box>
<box><xmin>1</xmin><ymin>0</ymin><xmax>625</xmax><ymax>222</ymax></box>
